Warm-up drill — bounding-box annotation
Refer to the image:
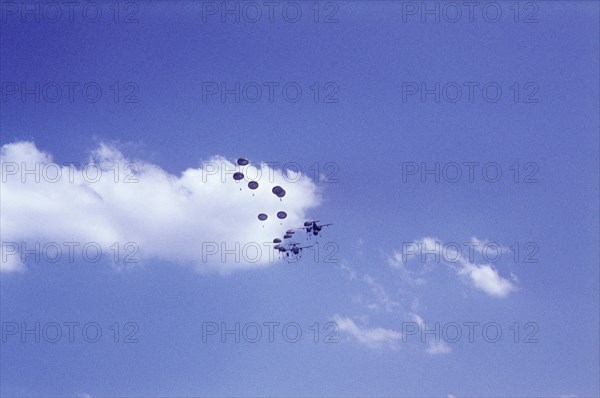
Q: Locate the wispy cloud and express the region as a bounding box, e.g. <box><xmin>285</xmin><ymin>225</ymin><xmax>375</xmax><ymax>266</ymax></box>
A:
<box><xmin>362</xmin><ymin>274</ymin><xmax>401</xmax><ymax>312</ymax></box>
<box><xmin>336</xmin><ymin>260</ymin><xmax>357</xmax><ymax>281</ymax></box>
<box><xmin>333</xmin><ymin>314</ymin><xmax>402</xmax><ymax>350</ymax></box>
<box><xmin>391</xmin><ymin>237</ymin><xmax>518</xmax><ymax>298</ymax></box>
<box><xmin>408</xmin><ymin>312</ymin><xmax>452</xmax><ymax>356</ymax></box>
<box><xmin>426</xmin><ymin>340</ymin><xmax>452</xmax><ymax>355</ymax></box>
<box><xmin>386</xmin><ymin>252</ymin><xmax>428</xmax><ymax>285</ymax></box>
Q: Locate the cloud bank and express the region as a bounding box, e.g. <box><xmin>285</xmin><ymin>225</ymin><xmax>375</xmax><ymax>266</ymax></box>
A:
<box><xmin>0</xmin><ymin>141</ymin><xmax>321</xmax><ymax>273</ymax></box>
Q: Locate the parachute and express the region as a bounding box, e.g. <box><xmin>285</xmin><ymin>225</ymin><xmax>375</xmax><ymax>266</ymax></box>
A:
<box><xmin>272</xmin><ymin>186</ymin><xmax>286</xmax><ymax>199</ymax></box>
<box><xmin>237</xmin><ymin>158</ymin><xmax>249</xmax><ymax>166</ymax></box>
<box><xmin>277</xmin><ymin>211</ymin><xmax>287</xmax><ymax>219</ymax></box>
<box><xmin>258</xmin><ymin>213</ymin><xmax>268</xmax><ymax>221</ymax></box>
<box><xmin>248</xmin><ymin>181</ymin><xmax>259</xmax><ymax>190</ymax></box>
<box><xmin>233</xmin><ymin>172</ymin><xmax>244</xmax><ymax>181</ymax></box>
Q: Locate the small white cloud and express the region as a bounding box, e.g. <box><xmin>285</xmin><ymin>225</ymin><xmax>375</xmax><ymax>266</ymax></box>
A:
<box><xmin>458</xmin><ymin>262</ymin><xmax>517</xmax><ymax>298</ymax></box>
<box><xmin>333</xmin><ymin>314</ymin><xmax>402</xmax><ymax>350</ymax></box>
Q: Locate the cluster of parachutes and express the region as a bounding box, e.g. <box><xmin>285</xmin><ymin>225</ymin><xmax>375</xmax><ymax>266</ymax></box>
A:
<box><xmin>232</xmin><ymin>157</ymin><xmax>288</xmax><ymax>222</ymax></box>
<box><xmin>232</xmin><ymin>157</ymin><xmax>332</xmax><ymax>262</ymax></box>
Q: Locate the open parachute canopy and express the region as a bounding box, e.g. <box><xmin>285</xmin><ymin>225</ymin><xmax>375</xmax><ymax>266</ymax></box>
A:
<box><xmin>237</xmin><ymin>158</ymin><xmax>249</xmax><ymax>166</ymax></box>
<box><xmin>248</xmin><ymin>181</ymin><xmax>259</xmax><ymax>190</ymax></box>
<box><xmin>233</xmin><ymin>172</ymin><xmax>244</xmax><ymax>181</ymax></box>
<box><xmin>277</xmin><ymin>211</ymin><xmax>287</xmax><ymax>219</ymax></box>
<box><xmin>272</xmin><ymin>185</ymin><xmax>286</xmax><ymax>198</ymax></box>
<box><xmin>258</xmin><ymin>213</ymin><xmax>268</xmax><ymax>221</ymax></box>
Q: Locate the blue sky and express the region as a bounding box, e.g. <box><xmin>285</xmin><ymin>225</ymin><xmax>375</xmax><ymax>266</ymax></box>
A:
<box><xmin>1</xmin><ymin>1</ymin><xmax>599</xmax><ymax>397</ymax></box>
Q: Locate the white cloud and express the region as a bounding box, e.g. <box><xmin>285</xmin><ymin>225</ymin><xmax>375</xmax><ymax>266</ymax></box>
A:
<box><xmin>393</xmin><ymin>237</ymin><xmax>518</xmax><ymax>298</ymax></box>
<box><xmin>0</xmin><ymin>141</ymin><xmax>321</xmax><ymax>273</ymax></box>
<box><xmin>409</xmin><ymin>312</ymin><xmax>425</xmax><ymax>325</ymax></box>
<box><xmin>333</xmin><ymin>314</ymin><xmax>402</xmax><ymax>350</ymax></box>
<box><xmin>457</xmin><ymin>261</ymin><xmax>517</xmax><ymax>298</ymax></box>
